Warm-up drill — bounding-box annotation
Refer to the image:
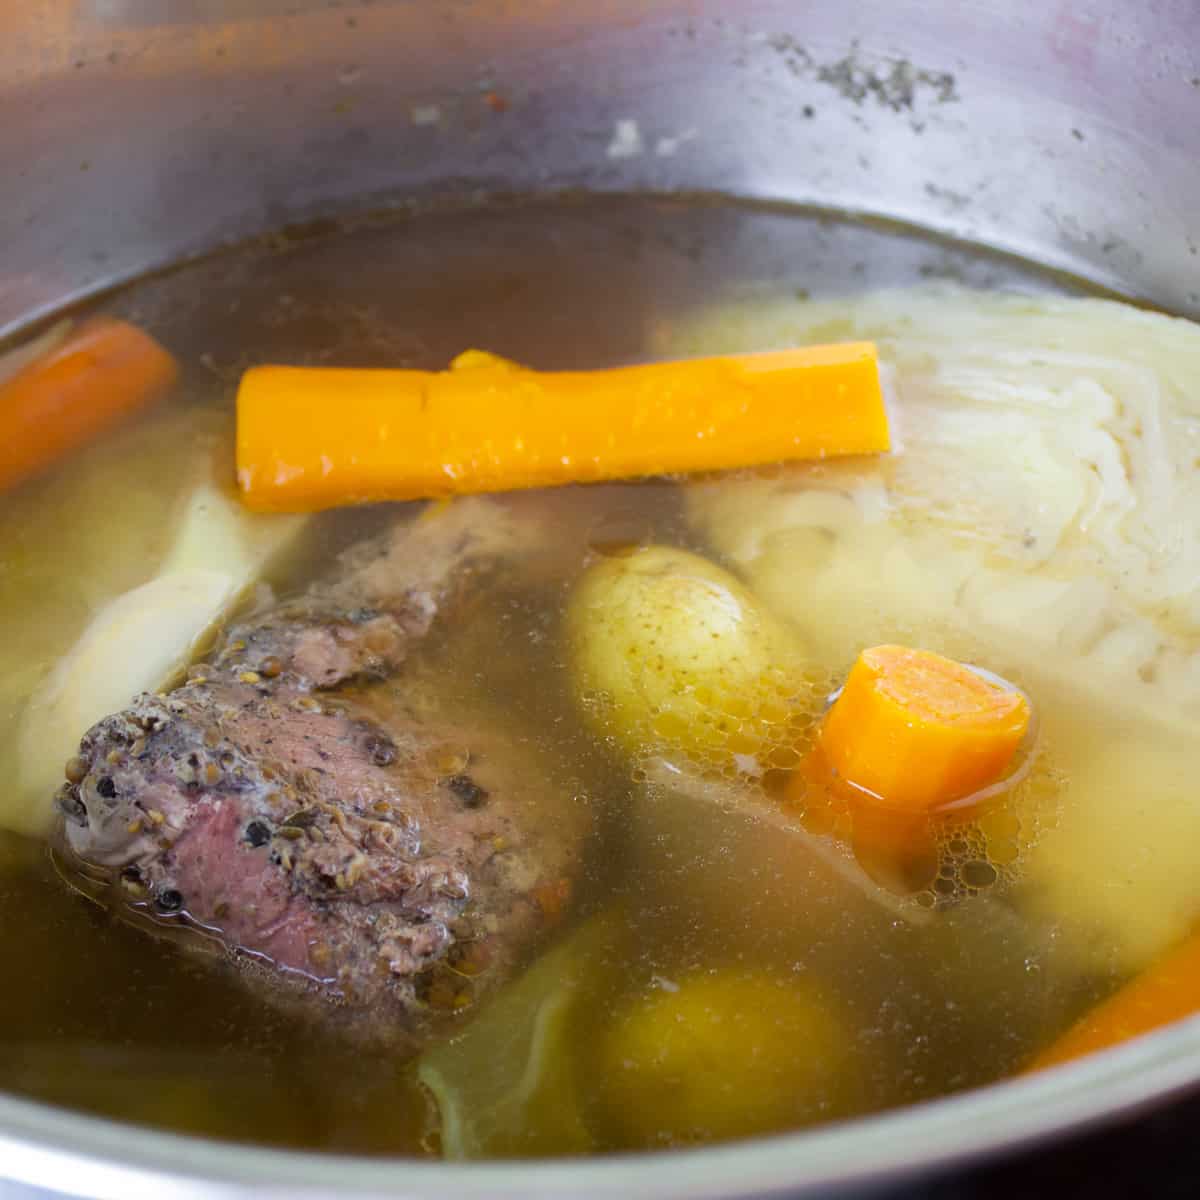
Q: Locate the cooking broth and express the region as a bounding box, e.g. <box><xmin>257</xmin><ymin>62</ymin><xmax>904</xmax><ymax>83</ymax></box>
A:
<box><xmin>0</xmin><ymin>195</ymin><xmax>1185</xmax><ymax>1155</ymax></box>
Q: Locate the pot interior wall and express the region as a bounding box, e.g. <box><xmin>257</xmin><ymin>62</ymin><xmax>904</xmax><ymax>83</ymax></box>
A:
<box><xmin>2</xmin><ymin>0</ymin><xmax>1198</xmax><ymax>337</ymax></box>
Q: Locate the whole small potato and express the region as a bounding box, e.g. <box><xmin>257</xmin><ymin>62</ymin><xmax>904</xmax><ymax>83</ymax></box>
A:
<box><xmin>594</xmin><ymin>967</ymin><xmax>853</xmax><ymax>1147</ymax></box>
<box><xmin>565</xmin><ymin>545</ymin><xmax>813</xmax><ymax>770</ymax></box>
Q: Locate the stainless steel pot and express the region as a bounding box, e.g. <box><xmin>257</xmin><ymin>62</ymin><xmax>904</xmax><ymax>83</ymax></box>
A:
<box><xmin>2</xmin><ymin>2</ymin><xmax>1199</xmax><ymax>1196</ymax></box>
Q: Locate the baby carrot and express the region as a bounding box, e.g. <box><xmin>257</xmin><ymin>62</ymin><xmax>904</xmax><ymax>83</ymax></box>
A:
<box><xmin>818</xmin><ymin>645</ymin><xmax>1030</xmax><ymax>812</ymax></box>
<box><xmin>0</xmin><ymin>317</ymin><xmax>178</xmax><ymax>493</ymax></box>
<box><xmin>235</xmin><ymin>344</ymin><xmax>887</xmax><ymax>512</ymax></box>
<box><xmin>1027</xmin><ymin>931</ymin><xmax>1200</xmax><ymax>1071</ymax></box>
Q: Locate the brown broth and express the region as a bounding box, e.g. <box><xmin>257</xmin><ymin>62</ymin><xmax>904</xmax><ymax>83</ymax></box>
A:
<box><xmin>0</xmin><ymin>195</ymin><xmax>1116</xmax><ymax>1155</ymax></box>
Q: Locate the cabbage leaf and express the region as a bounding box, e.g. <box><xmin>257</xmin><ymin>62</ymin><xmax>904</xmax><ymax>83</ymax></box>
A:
<box><xmin>418</xmin><ymin>913</ymin><xmax>624</xmax><ymax>1159</ymax></box>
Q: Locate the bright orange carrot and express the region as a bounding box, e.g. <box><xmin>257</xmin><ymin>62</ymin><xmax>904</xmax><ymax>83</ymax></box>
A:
<box><xmin>235</xmin><ymin>344</ymin><xmax>887</xmax><ymax>512</ymax></box>
<box><xmin>817</xmin><ymin>645</ymin><xmax>1030</xmax><ymax>812</ymax></box>
<box><xmin>0</xmin><ymin>318</ymin><xmax>178</xmax><ymax>493</ymax></box>
<box><xmin>1027</xmin><ymin>931</ymin><xmax>1200</xmax><ymax>1071</ymax></box>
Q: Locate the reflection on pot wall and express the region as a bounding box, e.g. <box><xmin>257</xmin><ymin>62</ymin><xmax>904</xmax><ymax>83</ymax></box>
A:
<box><xmin>2</xmin><ymin>0</ymin><xmax>1198</xmax><ymax>337</ymax></box>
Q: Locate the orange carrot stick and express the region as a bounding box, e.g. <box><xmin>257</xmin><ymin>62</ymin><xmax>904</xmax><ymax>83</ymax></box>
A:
<box><xmin>1027</xmin><ymin>932</ymin><xmax>1200</xmax><ymax>1071</ymax></box>
<box><xmin>235</xmin><ymin>344</ymin><xmax>887</xmax><ymax>512</ymax></box>
<box><xmin>0</xmin><ymin>317</ymin><xmax>178</xmax><ymax>493</ymax></box>
<box><xmin>817</xmin><ymin>645</ymin><xmax>1030</xmax><ymax>813</ymax></box>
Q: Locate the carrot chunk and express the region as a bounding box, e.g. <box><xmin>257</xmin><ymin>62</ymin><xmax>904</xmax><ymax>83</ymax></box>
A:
<box><xmin>819</xmin><ymin>645</ymin><xmax>1030</xmax><ymax>812</ymax></box>
<box><xmin>0</xmin><ymin>318</ymin><xmax>178</xmax><ymax>493</ymax></box>
<box><xmin>1027</xmin><ymin>931</ymin><xmax>1200</xmax><ymax>1071</ymax></box>
<box><xmin>235</xmin><ymin>344</ymin><xmax>887</xmax><ymax>512</ymax></box>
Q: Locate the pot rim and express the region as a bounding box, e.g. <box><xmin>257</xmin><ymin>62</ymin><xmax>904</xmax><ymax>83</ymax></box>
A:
<box><xmin>3</xmin><ymin>1010</ymin><xmax>1199</xmax><ymax>1199</ymax></box>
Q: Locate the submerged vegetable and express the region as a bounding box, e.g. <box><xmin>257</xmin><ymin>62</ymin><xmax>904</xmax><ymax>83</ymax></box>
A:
<box><xmin>566</xmin><ymin>545</ymin><xmax>813</xmax><ymax>770</ymax></box>
<box><xmin>595</xmin><ymin>967</ymin><xmax>852</xmax><ymax>1147</ymax></box>
<box><xmin>15</xmin><ymin>483</ymin><xmax>305</xmax><ymax>835</ymax></box>
<box><xmin>1027</xmin><ymin>928</ymin><xmax>1200</xmax><ymax>1071</ymax></box>
<box><xmin>418</xmin><ymin>912</ymin><xmax>626</xmax><ymax>1158</ymax></box>
<box><xmin>819</xmin><ymin>645</ymin><xmax>1030</xmax><ymax>812</ymax></box>
<box><xmin>235</xmin><ymin>343</ymin><xmax>888</xmax><ymax>512</ymax></box>
<box><xmin>0</xmin><ymin>318</ymin><xmax>177</xmax><ymax>493</ymax></box>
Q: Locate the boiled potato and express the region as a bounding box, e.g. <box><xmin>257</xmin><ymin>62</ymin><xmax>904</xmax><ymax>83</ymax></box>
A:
<box><xmin>595</xmin><ymin>968</ymin><xmax>853</xmax><ymax>1147</ymax></box>
<box><xmin>566</xmin><ymin>546</ymin><xmax>813</xmax><ymax>771</ymax></box>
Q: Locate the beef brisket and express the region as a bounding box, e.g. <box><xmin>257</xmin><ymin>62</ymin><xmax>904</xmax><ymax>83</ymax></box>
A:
<box><xmin>55</xmin><ymin>499</ymin><xmax>590</xmax><ymax>1049</ymax></box>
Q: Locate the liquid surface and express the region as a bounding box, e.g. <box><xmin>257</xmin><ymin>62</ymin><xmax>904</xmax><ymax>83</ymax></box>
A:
<box><xmin>0</xmin><ymin>196</ymin><xmax>1167</xmax><ymax>1156</ymax></box>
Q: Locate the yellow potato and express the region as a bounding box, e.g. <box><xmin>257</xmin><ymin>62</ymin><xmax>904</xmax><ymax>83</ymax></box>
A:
<box><xmin>566</xmin><ymin>546</ymin><xmax>813</xmax><ymax>770</ymax></box>
<box><xmin>595</xmin><ymin>968</ymin><xmax>852</xmax><ymax>1147</ymax></box>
